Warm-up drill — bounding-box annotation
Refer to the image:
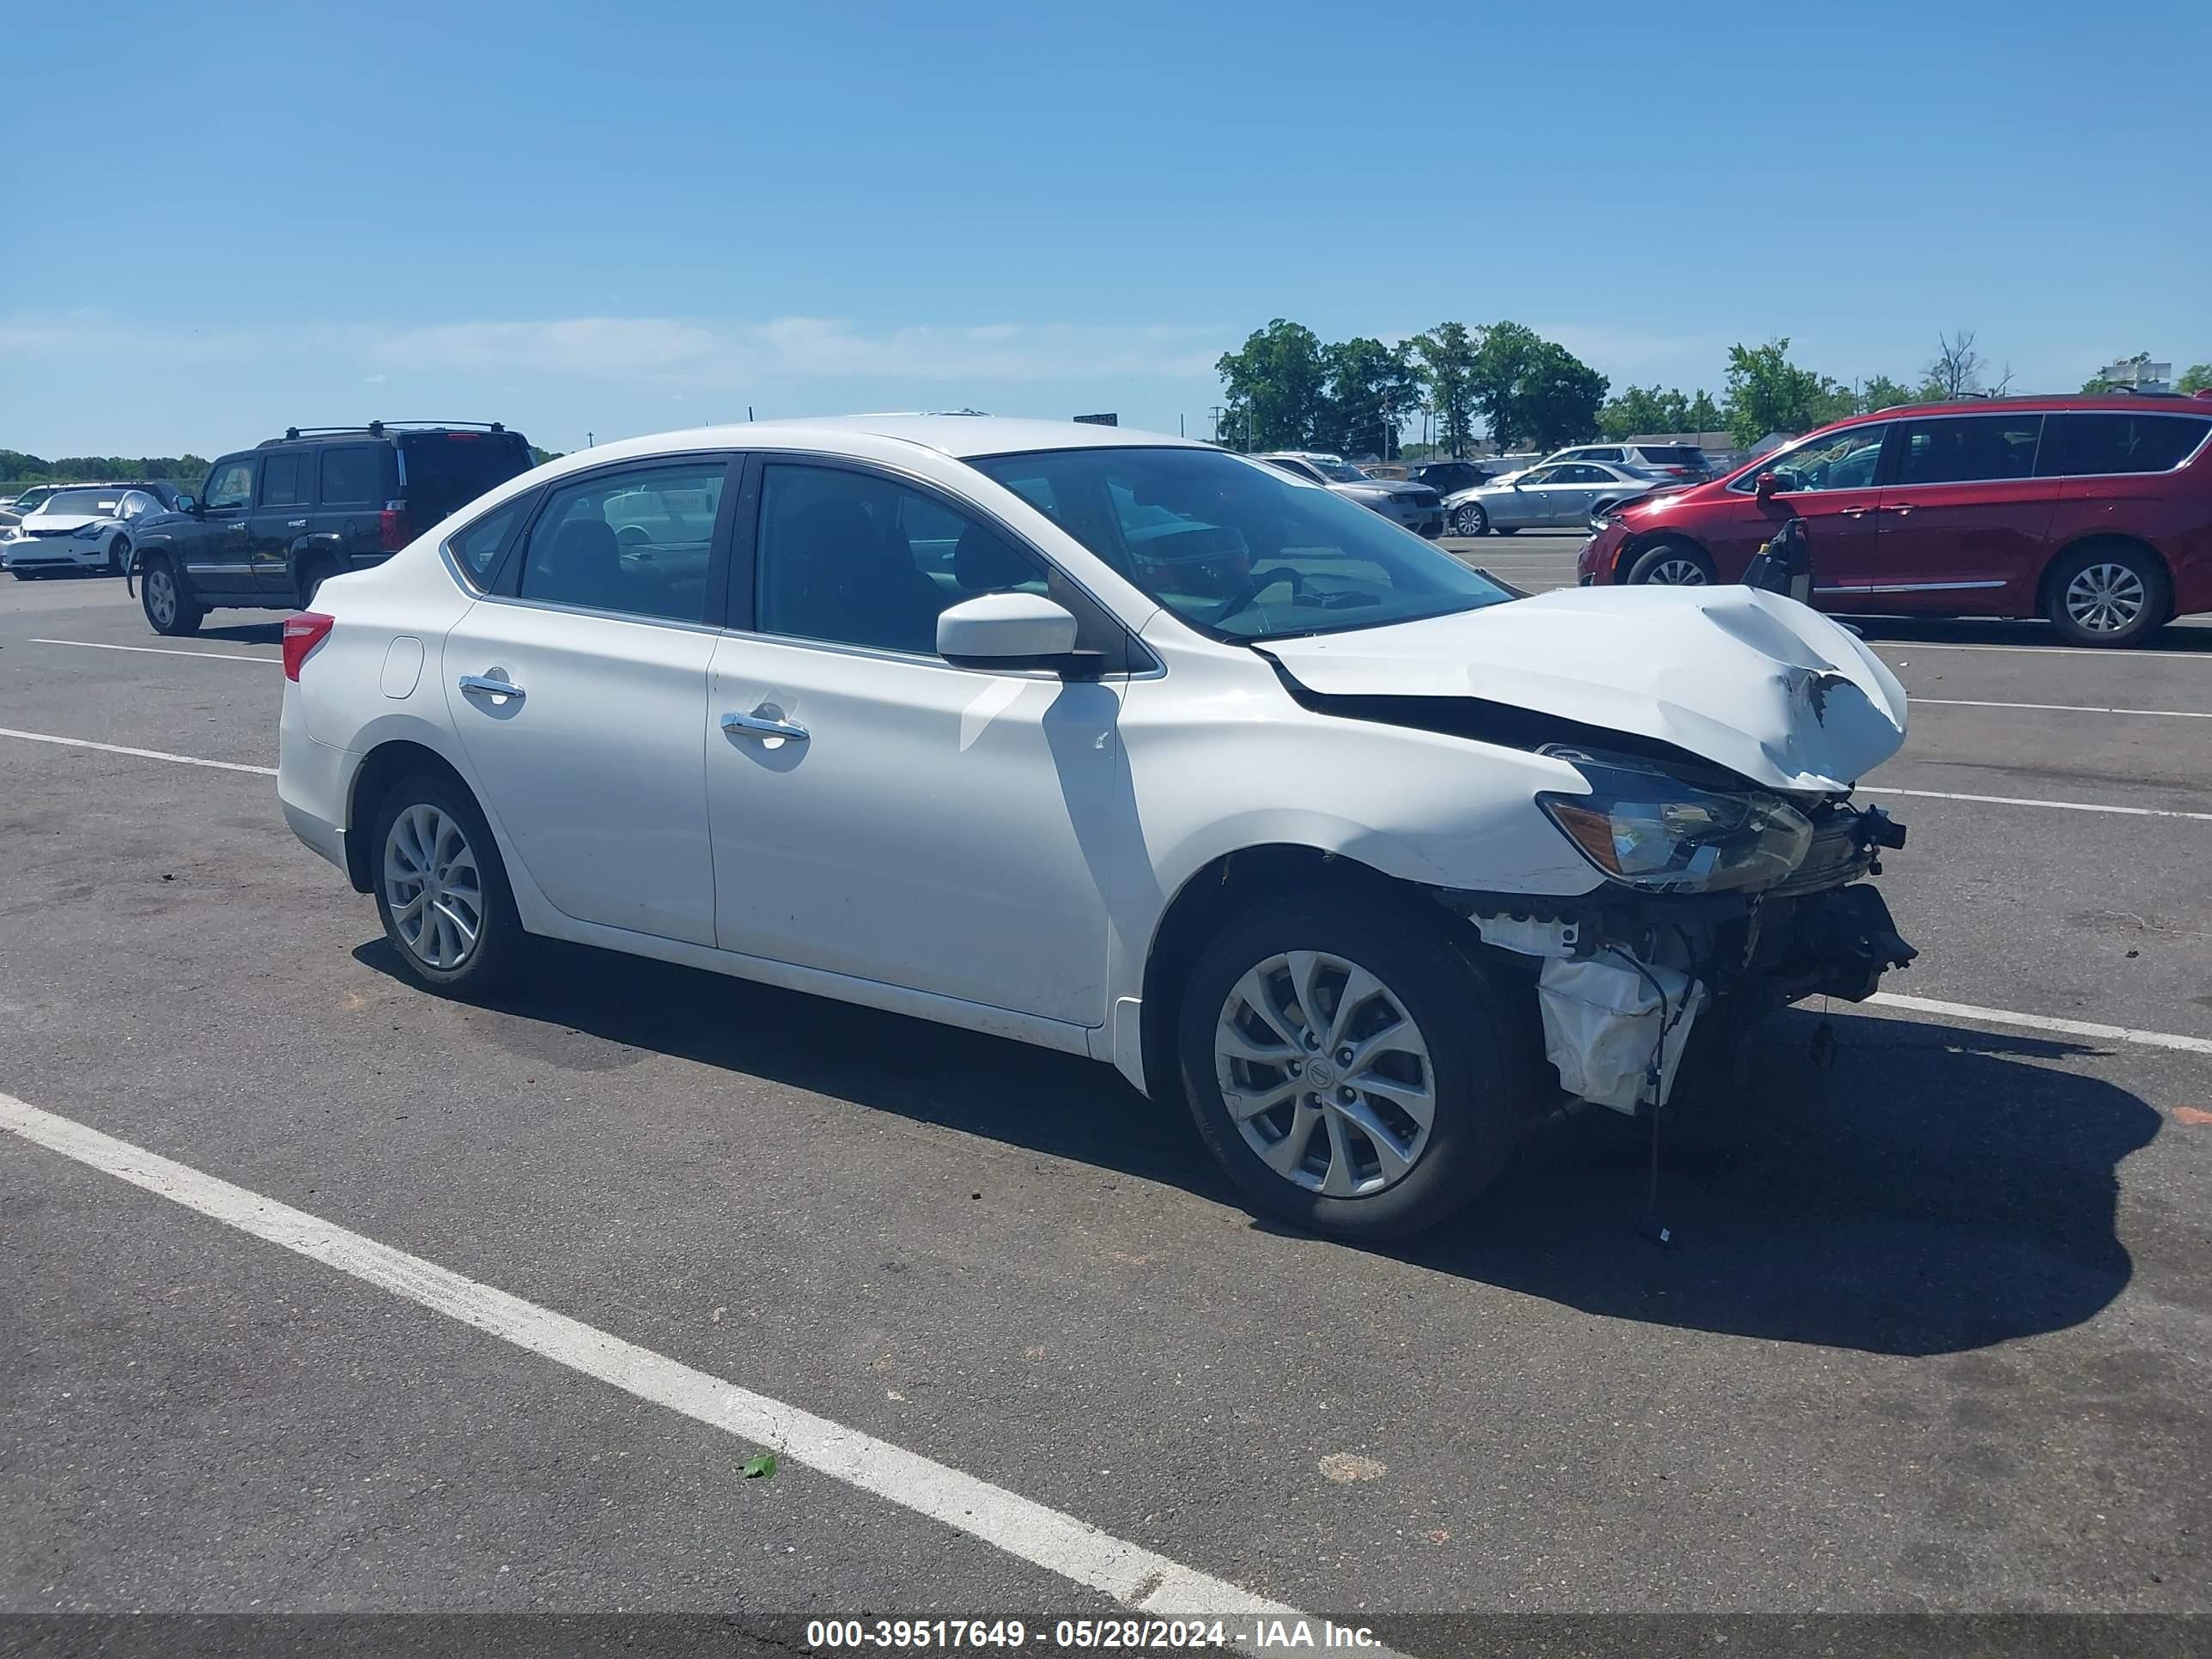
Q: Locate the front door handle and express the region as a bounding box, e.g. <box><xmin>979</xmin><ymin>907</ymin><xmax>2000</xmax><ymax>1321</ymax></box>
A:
<box><xmin>458</xmin><ymin>673</ymin><xmax>526</xmax><ymax>704</ymax></box>
<box><xmin>720</xmin><ymin>708</ymin><xmax>809</xmax><ymax>744</ymax></box>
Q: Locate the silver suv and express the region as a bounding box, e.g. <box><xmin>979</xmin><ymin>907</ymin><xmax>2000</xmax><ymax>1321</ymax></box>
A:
<box><xmin>1256</xmin><ymin>452</ymin><xmax>1446</xmax><ymax>538</ymax></box>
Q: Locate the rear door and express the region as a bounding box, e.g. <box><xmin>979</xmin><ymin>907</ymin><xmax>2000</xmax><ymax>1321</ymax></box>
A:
<box><xmin>312</xmin><ymin>443</ymin><xmax>394</xmax><ymax>574</ymax></box>
<box><xmin>1870</xmin><ymin>412</ymin><xmax>2053</xmax><ymax>612</ymax></box>
<box><xmin>249</xmin><ymin>448</ymin><xmax>312</xmax><ymax>598</ymax></box>
<box><xmin>443</xmin><ymin>453</ymin><xmax>735</xmax><ymax>946</ymax></box>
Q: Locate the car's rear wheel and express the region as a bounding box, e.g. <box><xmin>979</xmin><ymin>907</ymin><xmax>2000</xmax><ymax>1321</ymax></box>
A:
<box><xmin>140</xmin><ymin>558</ymin><xmax>204</xmax><ymax>635</ymax></box>
<box><xmin>1177</xmin><ymin>889</ymin><xmax>1532</xmax><ymax>1241</ymax></box>
<box><xmin>370</xmin><ymin>774</ymin><xmax>523</xmax><ymax>997</ymax></box>
<box><xmin>1451</xmin><ymin>501</ymin><xmax>1488</xmax><ymax>537</ymax></box>
<box><xmin>299</xmin><ymin>562</ymin><xmax>337</xmax><ymax>609</ymax></box>
<box><xmin>1625</xmin><ymin>539</ymin><xmax>1717</xmax><ymax>586</ymax></box>
<box><xmin>2045</xmin><ymin>541</ymin><xmax>2169</xmax><ymax>647</ymax></box>
<box><xmin>107</xmin><ymin>535</ymin><xmax>130</xmax><ymax>575</ymax></box>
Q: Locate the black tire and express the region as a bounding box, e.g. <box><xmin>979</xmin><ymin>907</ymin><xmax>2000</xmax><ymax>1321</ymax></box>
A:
<box><xmin>140</xmin><ymin>557</ymin><xmax>205</xmax><ymax>635</ymax></box>
<box><xmin>368</xmin><ymin>771</ymin><xmax>525</xmax><ymax>998</ymax></box>
<box><xmin>1176</xmin><ymin>887</ymin><xmax>1535</xmax><ymax>1241</ymax></box>
<box><xmin>107</xmin><ymin>535</ymin><xmax>130</xmax><ymax>575</ymax></box>
<box><xmin>1492</xmin><ymin>525</ymin><xmax>1519</xmax><ymax>536</ymax></box>
<box><xmin>2043</xmin><ymin>540</ymin><xmax>2171</xmax><ymax>647</ymax></box>
<box><xmin>1451</xmin><ymin>501</ymin><xmax>1488</xmax><ymax>537</ymax></box>
<box><xmin>298</xmin><ymin>562</ymin><xmax>336</xmax><ymax>610</ymax></box>
<box><xmin>9</xmin><ymin>569</ymin><xmax>33</xmax><ymax>581</ymax></box>
<box><xmin>1624</xmin><ymin>539</ymin><xmax>1717</xmax><ymax>586</ymax></box>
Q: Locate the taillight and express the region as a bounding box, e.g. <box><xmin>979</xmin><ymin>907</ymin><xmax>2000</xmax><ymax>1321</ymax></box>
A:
<box><xmin>283</xmin><ymin>611</ymin><xmax>335</xmax><ymax>681</ymax></box>
<box><xmin>379</xmin><ymin>502</ymin><xmax>412</xmax><ymax>550</ymax></box>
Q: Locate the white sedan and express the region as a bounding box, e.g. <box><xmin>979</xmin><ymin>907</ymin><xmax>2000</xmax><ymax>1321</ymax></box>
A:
<box><xmin>278</xmin><ymin>416</ymin><xmax>1916</xmax><ymax>1239</ymax></box>
<box><xmin>3</xmin><ymin>486</ymin><xmax>164</xmax><ymax>577</ymax></box>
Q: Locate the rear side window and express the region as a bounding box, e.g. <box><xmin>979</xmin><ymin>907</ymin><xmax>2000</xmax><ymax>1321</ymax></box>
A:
<box><xmin>448</xmin><ymin>499</ymin><xmax>528</xmax><ymax>584</ymax></box>
<box><xmin>516</xmin><ymin>461</ymin><xmax>723</xmax><ymax>623</ymax></box>
<box><xmin>2036</xmin><ymin>413</ymin><xmax>2211</xmax><ymax>477</ymax></box>
<box><xmin>260</xmin><ymin>452</ymin><xmax>307</xmax><ymax>507</ymax></box>
<box><xmin>398</xmin><ymin>433</ymin><xmax>533</xmax><ymax>523</ymax></box>
<box><xmin>319</xmin><ymin>446</ymin><xmax>384</xmax><ymax>505</ymax></box>
<box><xmin>1894</xmin><ymin>415</ymin><xmax>2043</xmax><ymax>486</ymax></box>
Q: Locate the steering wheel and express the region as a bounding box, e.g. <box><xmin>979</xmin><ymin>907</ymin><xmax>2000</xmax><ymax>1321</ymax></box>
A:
<box><xmin>1210</xmin><ymin>565</ymin><xmax>1306</xmax><ymax>626</ymax></box>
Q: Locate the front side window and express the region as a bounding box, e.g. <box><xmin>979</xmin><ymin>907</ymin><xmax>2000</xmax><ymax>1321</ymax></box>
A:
<box><xmin>969</xmin><ymin>446</ymin><xmax>1511</xmax><ymax>644</ymax></box>
<box><xmin>2036</xmin><ymin>412</ymin><xmax>2211</xmax><ymax>477</ymax></box>
<box><xmin>1517</xmin><ymin>466</ymin><xmax>1561</xmax><ymax>487</ymax></box>
<box><xmin>515</xmin><ymin>461</ymin><xmax>724</xmax><ymax>623</ymax></box>
<box><xmin>204</xmin><ymin>459</ymin><xmax>253</xmax><ymax>511</ymax></box>
<box><xmin>1894</xmin><ymin>415</ymin><xmax>2043</xmax><ymax>486</ymax></box>
<box><xmin>755</xmin><ymin>464</ymin><xmax>1046</xmax><ymax>656</ymax></box>
<box><xmin>1732</xmin><ymin>424</ymin><xmax>1891</xmax><ymax>494</ymax></box>
<box><xmin>260</xmin><ymin>452</ymin><xmax>306</xmax><ymax>507</ymax></box>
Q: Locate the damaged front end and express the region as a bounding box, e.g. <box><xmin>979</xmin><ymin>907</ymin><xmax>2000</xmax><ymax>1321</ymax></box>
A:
<box><xmin>1437</xmin><ymin>758</ymin><xmax>1917</xmax><ymax>1115</ymax></box>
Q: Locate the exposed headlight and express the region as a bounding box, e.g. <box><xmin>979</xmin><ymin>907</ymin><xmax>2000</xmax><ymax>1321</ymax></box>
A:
<box><xmin>1537</xmin><ymin>747</ymin><xmax>1812</xmax><ymax>893</ymax></box>
<box><xmin>72</xmin><ymin>523</ymin><xmax>106</xmax><ymax>539</ymax></box>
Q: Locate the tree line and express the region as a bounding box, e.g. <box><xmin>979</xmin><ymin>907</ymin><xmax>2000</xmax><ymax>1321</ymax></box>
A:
<box><xmin>1217</xmin><ymin>324</ymin><xmax>2212</xmax><ymax>459</ymax></box>
<box><xmin>2</xmin><ymin>451</ymin><xmax>211</xmax><ymax>489</ymax></box>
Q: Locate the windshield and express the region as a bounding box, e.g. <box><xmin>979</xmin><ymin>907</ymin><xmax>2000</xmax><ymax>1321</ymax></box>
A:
<box><xmin>41</xmin><ymin>488</ymin><xmax>122</xmax><ymax>516</ymax></box>
<box><xmin>968</xmin><ymin>446</ymin><xmax>1513</xmax><ymax>643</ymax></box>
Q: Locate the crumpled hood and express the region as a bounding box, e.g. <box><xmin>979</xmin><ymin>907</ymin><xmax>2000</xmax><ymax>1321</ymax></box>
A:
<box><xmin>1259</xmin><ymin>585</ymin><xmax>1908</xmax><ymax>793</ymax></box>
<box><xmin>17</xmin><ymin>514</ymin><xmax>103</xmax><ymax>535</ymax></box>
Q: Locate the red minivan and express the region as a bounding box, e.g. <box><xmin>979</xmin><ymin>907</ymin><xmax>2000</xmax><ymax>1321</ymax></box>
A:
<box><xmin>1577</xmin><ymin>393</ymin><xmax>2212</xmax><ymax>646</ymax></box>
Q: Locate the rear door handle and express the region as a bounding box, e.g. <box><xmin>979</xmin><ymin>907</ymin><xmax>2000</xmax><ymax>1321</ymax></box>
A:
<box><xmin>458</xmin><ymin>673</ymin><xmax>525</xmax><ymax>703</ymax></box>
<box><xmin>720</xmin><ymin>708</ymin><xmax>809</xmax><ymax>743</ymax></box>
<box><xmin>287</xmin><ymin>520</ymin><xmax>308</xmax><ymax>530</ymax></box>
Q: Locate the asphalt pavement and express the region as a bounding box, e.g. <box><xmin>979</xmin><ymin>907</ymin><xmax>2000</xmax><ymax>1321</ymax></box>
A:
<box><xmin>3</xmin><ymin>560</ymin><xmax>2209</xmax><ymax>1644</ymax></box>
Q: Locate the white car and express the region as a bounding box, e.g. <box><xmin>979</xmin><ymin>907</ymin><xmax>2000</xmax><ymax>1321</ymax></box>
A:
<box><xmin>278</xmin><ymin>416</ymin><xmax>1916</xmax><ymax>1239</ymax></box>
<box><xmin>3</xmin><ymin>486</ymin><xmax>163</xmax><ymax>577</ymax></box>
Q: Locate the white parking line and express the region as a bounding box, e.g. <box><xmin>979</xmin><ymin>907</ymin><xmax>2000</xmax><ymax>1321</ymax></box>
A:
<box><xmin>1871</xmin><ymin>639</ymin><xmax>2212</xmax><ymax>661</ymax></box>
<box><xmin>0</xmin><ymin>727</ymin><xmax>276</xmax><ymax>776</ymax></box>
<box><xmin>1867</xmin><ymin>994</ymin><xmax>2212</xmax><ymax>1056</ymax></box>
<box><xmin>1869</xmin><ymin>786</ymin><xmax>2212</xmax><ymax>823</ymax></box>
<box><xmin>0</xmin><ymin>1093</ymin><xmax>1346</xmax><ymax>1644</ymax></box>
<box><xmin>32</xmin><ymin>636</ymin><xmax>277</xmax><ymax>665</ymax></box>
<box><xmin>1916</xmin><ymin>697</ymin><xmax>2212</xmax><ymax>720</ymax></box>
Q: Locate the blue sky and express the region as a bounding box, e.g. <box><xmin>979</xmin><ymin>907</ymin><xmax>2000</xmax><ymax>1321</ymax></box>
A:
<box><xmin>6</xmin><ymin>0</ymin><xmax>2206</xmax><ymax>457</ymax></box>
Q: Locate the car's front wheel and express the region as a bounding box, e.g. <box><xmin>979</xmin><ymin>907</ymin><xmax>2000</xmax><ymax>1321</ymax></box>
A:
<box><xmin>107</xmin><ymin>535</ymin><xmax>130</xmax><ymax>575</ymax></box>
<box><xmin>140</xmin><ymin>558</ymin><xmax>205</xmax><ymax>635</ymax></box>
<box><xmin>370</xmin><ymin>774</ymin><xmax>524</xmax><ymax>997</ymax></box>
<box><xmin>1451</xmin><ymin>501</ymin><xmax>1488</xmax><ymax>537</ymax></box>
<box><xmin>1625</xmin><ymin>539</ymin><xmax>1717</xmax><ymax>586</ymax></box>
<box><xmin>1176</xmin><ymin>889</ymin><xmax>1532</xmax><ymax>1240</ymax></box>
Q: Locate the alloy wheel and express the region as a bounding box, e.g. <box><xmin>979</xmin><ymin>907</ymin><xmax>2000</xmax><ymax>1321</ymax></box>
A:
<box><xmin>1215</xmin><ymin>950</ymin><xmax>1436</xmax><ymax>1199</ymax></box>
<box><xmin>2063</xmin><ymin>562</ymin><xmax>2146</xmax><ymax>634</ymax></box>
<box><xmin>146</xmin><ymin>568</ymin><xmax>177</xmax><ymax>627</ymax></box>
<box><xmin>1646</xmin><ymin>556</ymin><xmax>1710</xmax><ymax>586</ymax></box>
<box><xmin>1453</xmin><ymin>504</ymin><xmax>1486</xmax><ymax>537</ymax></box>
<box><xmin>383</xmin><ymin>804</ymin><xmax>485</xmax><ymax>971</ymax></box>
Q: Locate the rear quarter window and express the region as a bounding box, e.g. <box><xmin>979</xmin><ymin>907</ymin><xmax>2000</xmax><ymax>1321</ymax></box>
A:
<box><xmin>2036</xmin><ymin>413</ymin><xmax>2211</xmax><ymax>477</ymax></box>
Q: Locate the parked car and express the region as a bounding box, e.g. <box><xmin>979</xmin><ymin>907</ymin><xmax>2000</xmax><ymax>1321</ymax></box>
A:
<box><xmin>1443</xmin><ymin>460</ymin><xmax>1662</xmax><ymax>535</ymax></box>
<box><xmin>1539</xmin><ymin>442</ymin><xmax>1717</xmax><ymax>483</ymax></box>
<box><xmin>131</xmin><ymin>422</ymin><xmax>533</xmax><ymax>635</ymax></box>
<box><xmin>1578</xmin><ymin>395</ymin><xmax>2212</xmax><ymax>646</ymax></box>
<box><xmin>2</xmin><ymin>486</ymin><xmax>167</xmax><ymax>578</ymax></box>
<box><xmin>278</xmin><ymin>415</ymin><xmax>1915</xmax><ymax>1241</ymax></box>
<box><xmin>1407</xmin><ymin>459</ymin><xmax>1493</xmax><ymax>496</ymax></box>
<box><xmin>1255</xmin><ymin>452</ymin><xmax>1446</xmax><ymax>538</ymax></box>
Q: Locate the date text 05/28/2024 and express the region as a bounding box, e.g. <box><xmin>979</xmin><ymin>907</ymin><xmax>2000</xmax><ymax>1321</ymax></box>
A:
<box><xmin>802</xmin><ymin>1619</ymin><xmax>1383</xmax><ymax>1650</ymax></box>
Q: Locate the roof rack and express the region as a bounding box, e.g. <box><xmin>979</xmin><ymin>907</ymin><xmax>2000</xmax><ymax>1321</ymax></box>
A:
<box><xmin>263</xmin><ymin>420</ymin><xmax>508</xmax><ymax>446</ymax></box>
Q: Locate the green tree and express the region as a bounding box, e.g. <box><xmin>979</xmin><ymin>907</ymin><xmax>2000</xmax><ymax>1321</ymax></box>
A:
<box><xmin>1214</xmin><ymin>319</ymin><xmax>1328</xmax><ymax>451</ymax></box>
<box><xmin>1722</xmin><ymin>338</ymin><xmax>1854</xmax><ymax>447</ymax></box>
<box><xmin>2176</xmin><ymin>363</ymin><xmax>2211</xmax><ymax>394</ymax></box>
<box><xmin>1598</xmin><ymin>385</ymin><xmax>1668</xmax><ymax>441</ymax></box>
<box><xmin>1683</xmin><ymin>390</ymin><xmax>1723</xmax><ymax>433</ymax></box>
<box><xmin>1854</xmin><ymin>374</ymin><xmax>1916</xmax><ymax>413</ymax></box>
<box><xmin>1467</xmin><ymin>322</ymin><xmax>1607</xmax><ymax>451</ymax></box>
<box><xmin>1410</xmin><ymin>321</ymin><xmax>1480</xmax><ymax>457</ymax></box>
<box><xmin>1316</xmin><ymin>337</ymin><xmax>1423</xmax><ymax>459</ymax></box>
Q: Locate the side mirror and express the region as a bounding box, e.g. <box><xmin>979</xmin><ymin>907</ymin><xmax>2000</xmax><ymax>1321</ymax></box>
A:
<box><xmin>936</xmin><ymin>592</ymin><xmax>1097</xmax><ymax>678</ymax></box>
<box><xmin>175</xmin><ymin>495</ymin><xmax>197</xmax><ymax>514</ymax></box>
<box><xmin>1753</xmin><ymin>471</ymin><xmax>1783</xmax><ymax>501</ymax></box>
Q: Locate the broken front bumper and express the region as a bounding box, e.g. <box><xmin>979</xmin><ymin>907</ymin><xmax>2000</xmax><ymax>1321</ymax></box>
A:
<box><xmin>1451</xmin><ymin>801</ymin><xmax>1917</xmax><ymax>1113</ymax></box>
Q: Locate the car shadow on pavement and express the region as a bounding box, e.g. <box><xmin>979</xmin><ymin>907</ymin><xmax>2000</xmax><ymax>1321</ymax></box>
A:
<box><xmin>356</xmin><ymin>939</ymin><xmax>2160</xmax><ymax>1358</ymax></box>
<box><xmin>198</xmin><ymin>621</ymin><xmax>285</xmax><ymax>646</ymax></box>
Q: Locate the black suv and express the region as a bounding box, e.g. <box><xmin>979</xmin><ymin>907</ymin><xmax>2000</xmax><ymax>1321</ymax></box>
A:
<box><xmin>1407</xmin><ymin>459</ymin><xmax>1493</xmax><ymax>495</ymax></box>
<box><xmin>131</xmin><ymin>422</ymin><xmax>534</xmax><ymax>635</ymax></box>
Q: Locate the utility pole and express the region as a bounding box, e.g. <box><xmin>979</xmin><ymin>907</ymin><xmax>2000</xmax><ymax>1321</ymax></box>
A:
<box><xmin>586</xmin><ymin>429</ymin><xmax>594</xmax><ymax>448</ymax></box>
<box><xmin>1209</xmin><ymin>404</ymin><xmax>1225</xmax><ymax>443</ymax></box>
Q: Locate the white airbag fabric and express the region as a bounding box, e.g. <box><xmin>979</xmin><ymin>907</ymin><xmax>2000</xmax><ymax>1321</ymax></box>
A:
<box><xmin>1537</xmin><ymin>957</ymin><xmax>1705</xmax><ymax>1114</ymax></box>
